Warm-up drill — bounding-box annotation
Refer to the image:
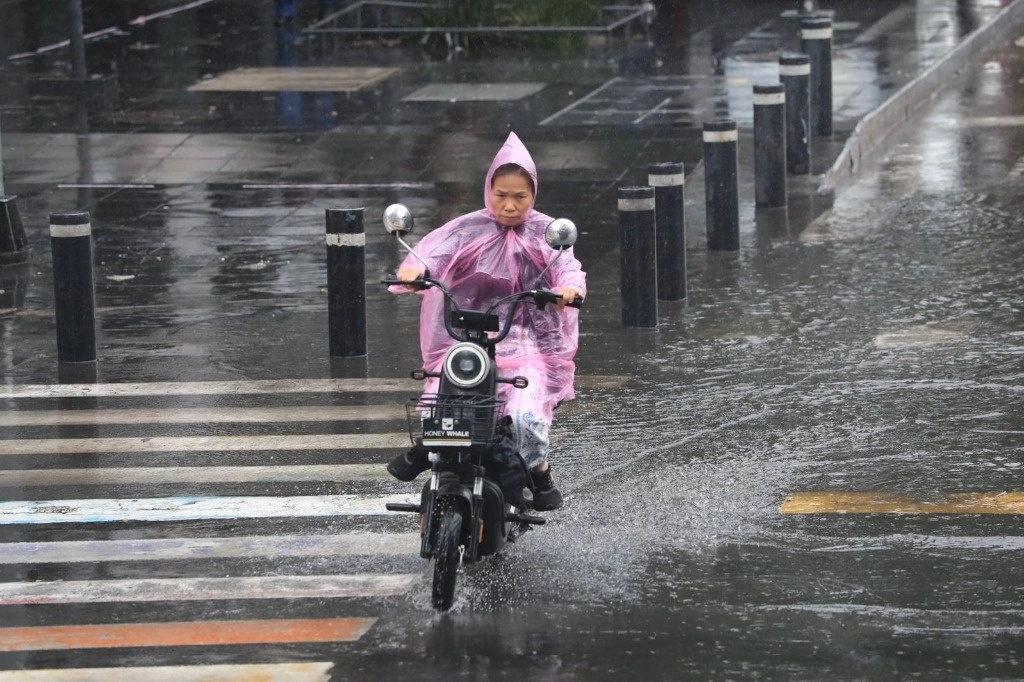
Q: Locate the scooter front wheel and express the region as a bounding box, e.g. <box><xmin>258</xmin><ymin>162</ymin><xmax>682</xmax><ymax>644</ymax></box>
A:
<box><xmin>432</xmin><ymin>508</ymin><xmax>462</xmax><ymax>611</ymax></box>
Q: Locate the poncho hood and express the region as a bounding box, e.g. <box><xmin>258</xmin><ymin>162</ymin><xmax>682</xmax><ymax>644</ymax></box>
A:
<box><xmin>483</xmin><ymin>131</ymin><xmax>539</xmax><ymax>220</ymax></box>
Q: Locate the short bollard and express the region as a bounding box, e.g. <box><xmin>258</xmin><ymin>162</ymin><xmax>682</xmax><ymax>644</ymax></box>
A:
<box><xmin>325</xmin><ymin>207</ymin><xmax>366</xmax><ymax>358</ymax></box>
<box><xmin>618</xmin><ymin>186</ymin><xmax>658</xmax><ymax>328</ymax></box>
<box><xmin>50</xmin><ymin>212</ymin><xmax>97</xmax><ymax>366</ymax></box>
<box><xmin>648</xmin><ymin>162</ymin><xmax>686</xmax><ymax>302</ymax></box>
<box><xmin>703</xmin><ymin>119</ymin><xmax>740</xmax><ymax>251</ymax></box>
<box><xmin>0</xmin><ymin>195</ymin><xmax>30</xmax><ymax>265</ymax></box>
<box><xmin>779</xmin><ymin>53</ymin><xmax>811</xmax><ymax>175</ymax></box>
<box><xmin>753</xmin><ymin>83</ymin><xmax>787</xmax><ymax>208</ymax></box>
<box><xmin>801</xmin><ymin>16</ymin><xmax>833</xmax><ymax>138</ymax></box>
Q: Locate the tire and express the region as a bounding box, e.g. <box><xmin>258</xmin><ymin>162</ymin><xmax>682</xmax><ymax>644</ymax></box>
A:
<box><xmin>432</xmin><ymin>508</ymin><xmax>463</xmax><ymax>611</ymax></box>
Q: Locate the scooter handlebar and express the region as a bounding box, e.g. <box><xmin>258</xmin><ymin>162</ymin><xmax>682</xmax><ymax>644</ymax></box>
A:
<box><xmin>534</xmin><ymin>289</ymin><xmax>584</xmax><ymax>310</ymax></box>
<box><xmin>381</xmin><ymin>274</ymin><xmax>431</xmax><ymax>291</ymax></box>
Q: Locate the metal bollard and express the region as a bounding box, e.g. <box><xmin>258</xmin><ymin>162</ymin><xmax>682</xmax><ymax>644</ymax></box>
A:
<box><xmin>50</xmin><ymin>212</ymin><xmax>97</xmax><ymax>365</ymax></box>
<box><xmin>753</xmin><ymin>83</ymin><xmax>787</xmax><ymax>209</ymax></box>
<box><xmin>779</xmin><ymin>53</ymin><xmax>811</xmax><ymax>175</ymax></box>
<box><xmin>0</xmin><ymin>195</ymin><xmax>30</xmax><ymax>265</ymax></box>
<box><xmin>618</xmin><ymin>186</ymin><xmax>658</xmax><ymax>328</ymax></box>
<box><xmin>801</xmin><ymin>16</ymin><xmax>833</xmax><ymax>139</ymax></box>
<box><xmin>325</xmin><ymin>207</ymin><xmax>367</xmax><ymax>358</ymax></box>
<box><xmin>703</xmin><ymin>119</ymin><xmax>740</xmax><ymax>251</ymax></box>
<box><xmin>648</xmin><ymin>162</ymin><xmax>686</xmax><ymax>302</ymax></box>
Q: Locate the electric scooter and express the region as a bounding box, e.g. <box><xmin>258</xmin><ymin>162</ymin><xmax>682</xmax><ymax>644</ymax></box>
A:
<box><xmin>381</xmin><ymin>203</ymin><xmax>582</xmax><ymax>611</ymax></box>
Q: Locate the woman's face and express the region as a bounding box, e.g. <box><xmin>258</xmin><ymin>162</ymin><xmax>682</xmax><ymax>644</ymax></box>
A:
<box><xmin>490</xmin><ymin>172</ymin><xmax>534</xmax><ymax>228</ymax></box>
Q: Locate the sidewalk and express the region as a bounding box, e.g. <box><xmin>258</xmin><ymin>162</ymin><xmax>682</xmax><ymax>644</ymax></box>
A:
<box><xmin>0</xmin><ymin>0</ymin><xmax>1019</xmax><ymax>384</ymax></box>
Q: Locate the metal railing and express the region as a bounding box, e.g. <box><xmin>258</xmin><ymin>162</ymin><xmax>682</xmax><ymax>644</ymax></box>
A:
<box><xmin>304</xmin><ymin>1</ymin><xmax>655</xmax><ymax>51</ymax></box>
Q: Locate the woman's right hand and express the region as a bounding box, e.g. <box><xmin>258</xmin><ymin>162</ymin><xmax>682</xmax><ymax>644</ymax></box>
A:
<box><xmin>396</xmin><ymin>266</ymin><xmax>424</xmax><ymax>291</ymax></box>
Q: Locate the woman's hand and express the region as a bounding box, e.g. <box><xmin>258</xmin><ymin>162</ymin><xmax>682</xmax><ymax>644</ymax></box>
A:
<box><xmin>396</xmin><ymin>266</ymin><xmax>424</xmax><ymax>291</ymax></box>
<box><xmin>554</xmin><ymin>286</ymin><xmax>583</xmax><ymax>310</ymax></box>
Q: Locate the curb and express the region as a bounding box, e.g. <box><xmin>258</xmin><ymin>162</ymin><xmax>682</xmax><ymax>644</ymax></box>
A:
<box><xmin>819</xmin><ymin>0</ymin><xmax>1024</xmax><ymax>193</ymax></box>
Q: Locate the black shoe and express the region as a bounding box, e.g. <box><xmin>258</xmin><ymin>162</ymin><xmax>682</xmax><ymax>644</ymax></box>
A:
<box><xmin>387</xmin><ymin>445</ymin><xmax>430</xmax><ymax>481</ymax></box>
<box><xmin>530</xmin><ymin>466</ymin><xmax>563</xmax><ymax>511</ymax></box>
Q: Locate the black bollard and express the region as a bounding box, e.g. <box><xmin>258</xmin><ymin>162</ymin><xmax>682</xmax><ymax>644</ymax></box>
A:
<box><xmin>50</xmin><ymin>212</ymin><xmax>96</xmax><ymax>364</ymax></box>
<box><xmin>648</xmin><ymin>162</ymin><xmax>686</xmax><ymax>301</ymax></box>
<box><xmin>326</xmin><ymin>207</ymin><xmax>366</xmax><ymax>358</ymax></box>
<box><xmin>0</xmin><ymin>196</ymin><xmax>30</xmax><ymax>265</ymax></box>
<box><xmin>779</xmin><ymin>53</ymin><xmax>811</xmax><ymax>175</ymax></box>
<box><xmin>703</xmin><ymin>119</ymin><xmax>740</xmax><ymax>251</ymax></box>
<box><xmin>801</xmin><ymin>16</ymin><xmax>833</xmax><ymax>139</ymax></box>
<box><xmin>753</xmin><ymin>83</ymin><xmax>787</xmax><ymax>209</ymax></box>
<box><xmin>618</xmin><ymin>186</ymin><xmax>658</xmax><ymax>328</ymax></box>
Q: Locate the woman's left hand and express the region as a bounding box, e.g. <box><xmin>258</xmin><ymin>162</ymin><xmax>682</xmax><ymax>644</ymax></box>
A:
<box><xmin>554</xmin><ymin>286</ymin><xmax>583</xmax><ymax>310</ymax></box>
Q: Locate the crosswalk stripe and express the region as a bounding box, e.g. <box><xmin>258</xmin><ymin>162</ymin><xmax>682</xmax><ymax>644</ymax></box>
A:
<box><xmin>0</xmin><ymin>618</ymin><xmax>377</xmax><ymax>651</ymax></box>
<box><xmin>0</xmin><ymin>532</ymin><xmax>419</xmax><ymax>564</ymax></box>
<box><xmin>0</xmin><ymin>405</ymin><xmax>405</xmax><ymax>427</ymax></box>
<box><xmin>780</xmin><ymin>492</ymin><xmax>1024</xmax><ymax>514</ymax></box>
<box><xmin>0</xmin><ymin>663</ymin><xmax>335</xmax><ymax>682</ymax></box>
<box><xmin>0</xmin><ymin>574</ymin><xmax>419</xmax><ymax>605</ymax></box>
<box><xmin>0</xmin><ymin>494</ymin><xmax>418</xmax><ymax>524</ymax></box>
<box><xmin>0</xmin><ymin>433</ymin><xmax>409</xmax><ymax>456</ymax></box>
<box><xmin>0</xmin><ymin>378</ymin><xmax>420</xmax><ymax>399</ymax></box>
<box><xmin>0</xmin><ymin>375</ymin><xmax>627</xmax><ymax>399</ymax></box>
<box><xmin>0</xmin><ymin>464</ymin><xmax>390</xmax><ymax>487</ymax></box>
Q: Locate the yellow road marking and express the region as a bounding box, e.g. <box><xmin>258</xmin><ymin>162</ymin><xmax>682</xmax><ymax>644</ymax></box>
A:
<box><xmin>780</xmin><ymin>492</ymin><xmax>1024</xmax><ymax>515</ymax></box>
<box><xmin>0</xmin><ymin>618</ymin><xmax>375</xmax><ymax>651</ymax></box>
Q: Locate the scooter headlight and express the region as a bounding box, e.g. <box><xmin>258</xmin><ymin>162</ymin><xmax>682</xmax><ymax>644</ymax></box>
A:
<box><xmin>443</xmin><ymin>343</ymin><xmax>489</xmax><ymax>389</ymax></box>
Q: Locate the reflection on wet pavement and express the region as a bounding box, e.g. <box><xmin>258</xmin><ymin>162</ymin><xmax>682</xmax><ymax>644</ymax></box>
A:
<box><xmin>2</xmin><ymin>0</ymin><xmax>1024</xmax><ymax>678</ymax></box>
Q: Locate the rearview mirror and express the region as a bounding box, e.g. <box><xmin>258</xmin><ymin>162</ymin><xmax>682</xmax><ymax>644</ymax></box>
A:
<box><xmin>383</xmin><ymin>203</ymin><xmax>414</xmax><ymax>236</ymax></box>
<box><xmin>545</xmin><ymin>218</ymin><xmax>577</xmax><ymax>250</ymax></box>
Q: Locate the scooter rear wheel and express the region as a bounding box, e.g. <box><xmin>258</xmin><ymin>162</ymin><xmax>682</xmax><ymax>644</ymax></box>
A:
<box><xmin>432</xmin><ymin>508</ymin><xmax>462</xmax><ymax>611</ymax></box>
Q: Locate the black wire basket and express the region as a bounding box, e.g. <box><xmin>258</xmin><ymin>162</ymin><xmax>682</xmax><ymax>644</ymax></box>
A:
<box><xmin>406</xmin><ymin>393</ymin><xmax>506</xmax><ymax>447</ymax></box>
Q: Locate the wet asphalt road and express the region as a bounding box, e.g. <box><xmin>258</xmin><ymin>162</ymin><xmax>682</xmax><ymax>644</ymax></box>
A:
<box><xmin>2</xmin><ymin>0</ymin><xmax>1024</xmax><ymax>679</ymax></box>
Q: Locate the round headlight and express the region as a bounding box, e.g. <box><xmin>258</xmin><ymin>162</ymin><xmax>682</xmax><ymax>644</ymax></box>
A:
<box><xmin>443</xmin><ymin>343</ymin><xmax>489</xmax><ymax>389</ymax></box>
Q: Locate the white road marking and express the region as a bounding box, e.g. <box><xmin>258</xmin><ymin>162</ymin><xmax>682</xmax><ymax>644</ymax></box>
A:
<box><xmin>0</xmin><ymin>494</ymin><xmax>419</xmax><ymax>524</ymax></box>
<box><xmin>0</xmin><ymin>464</ymin><xmax>390</xmax><ymax>487</ymax></box>
<box><xmin>0</xmin><ymin>405</ymin><xmax>405</xmax><ymax>427</ymax></box>
<box><xmin>0</xmin><ymin>433</ymin><xmax>408</xmax><ymax>456</ymax></box>
<box><xmin>0</xmin><ymin>574</ymin><xmax>419</xmax><ymax>605</ymax></box>
<box><xmin>0</xmin><ymin>532</ymin><xmax>419</xmax><ymax>564</ymax></box>
<box><xmin>0</xmin><ymin>378</ymin><xmax>420</xmax><ymax>399</ymax></box>
<box><xmin>0</xmin><ymin>663</ymin><xmax>334</xmax><ymax>682</ymax></box>
<box><xmin>0</xmin><ymin>375</ymin><xmax>625</xmax><ymax>399</ymax></box>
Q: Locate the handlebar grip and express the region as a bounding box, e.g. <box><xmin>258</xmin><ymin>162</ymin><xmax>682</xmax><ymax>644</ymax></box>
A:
<box><xmin>535</xmin><ymin>289</ymin><xmax>584</xmax><ymax>309</ymax></box>
<box><xmin>382</xmin><ymin>275</ymin><xmax>429</xmax><ymax>291</ymax></box>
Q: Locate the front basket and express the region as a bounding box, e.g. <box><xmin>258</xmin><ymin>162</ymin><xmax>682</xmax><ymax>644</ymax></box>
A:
<box><xmin>406</xmin><ymin>393</ymin><xmax>506</xmax><ymax>447</ymax></box>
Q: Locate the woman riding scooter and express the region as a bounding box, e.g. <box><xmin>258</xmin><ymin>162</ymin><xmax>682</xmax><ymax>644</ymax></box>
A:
<box><xmin>387</xmin><ymin>131</ymin><xmax>586</xmax><ymax>511</ymax></box>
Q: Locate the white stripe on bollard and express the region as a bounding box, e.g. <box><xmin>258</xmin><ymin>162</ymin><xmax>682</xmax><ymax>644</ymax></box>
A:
<box><xmin>801</xmin><ymin>27</ymin><xmax>833</xmax><ymax>39</ymax></box>
<box><xmin>48</xmin><ymin>223</ymin><xmax>92</xmax><ymax>238</ymax></box>
<box><xmin>647</xmin><ymin>173</ymin><xmax>685</xmax><ymax>187</ymax></box>
<box><xmin>753</xmin><ymin>92</ymin><xmax>786</xmax><ymax>106</ymax></box>
<box><xmin>702</xmin><ymin>129</ymin><xmax>739</xmax><ymax>143</ymax></box>
<box><xmin>617</xmin><ymin>197</ymin><xmax>656</xmax><ymax>211</ymax></box>
<box><xmin>779</xmin><ymin>63</ymin><xmax>811</xmax><ymax>76</ymax></box>
<box><xmin>325</xmin><ymin>232</ymin><xmax>366</xmax><ymax>247</ymax></box>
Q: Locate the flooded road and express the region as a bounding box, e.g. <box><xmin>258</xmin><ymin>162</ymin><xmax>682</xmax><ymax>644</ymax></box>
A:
<box><xmin>1</xmin><ymin>0</ymin><xmax>1023</xmax><ymax>679</ymax></box>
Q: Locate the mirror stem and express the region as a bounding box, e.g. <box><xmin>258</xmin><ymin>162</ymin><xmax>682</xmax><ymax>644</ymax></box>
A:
<box><xmin>396</xmin><ymin>234</ymin><xmax>432</xmax><ymax>276</ymax></box>
<box><xmin>532</xmin><ymin>247</ymin><xmax>565</xmax><ymax>289</ymax></box>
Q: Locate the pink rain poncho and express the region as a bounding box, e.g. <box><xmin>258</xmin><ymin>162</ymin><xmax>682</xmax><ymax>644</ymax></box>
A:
<box><xmin>391</xmin><ymin>132</ymin><xmax>586</xmax><ymax>468</ymax></box>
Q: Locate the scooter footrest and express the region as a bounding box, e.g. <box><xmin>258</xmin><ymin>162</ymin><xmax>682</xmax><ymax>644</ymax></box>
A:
<box><xmin>508</xmin><ymin>512</ymin><xmax>546</xmax><ymax>525</ymax></box>
<box><xmin>385</xmin><ymin>503</ymin><xmax>421</xmax><ymax>513</ymax></box>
